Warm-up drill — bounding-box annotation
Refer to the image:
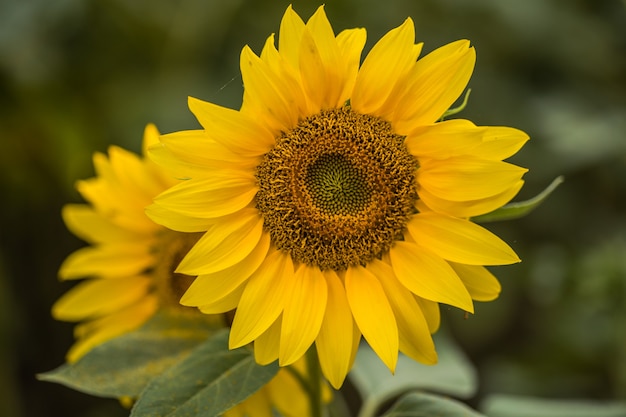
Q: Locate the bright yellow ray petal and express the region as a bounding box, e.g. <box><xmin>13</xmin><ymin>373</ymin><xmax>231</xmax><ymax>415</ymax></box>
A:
<box><xmin>415</xmin><ymin>296</ymin><xmax>441</xmax><ymax>333</ymax></box>
<box><xmin>417</xmin><ymin>157</ymin><xmax>527</xmax><ymax>201</ymax></box>
<box><xmin>59</xmin><ymin>243</ymin><xmax>154</xmax><ymax>280</ymax></box>
<box><xmin>52</xmin><ymin>276</ymin><xmax>151</xmax><ymax>321</ymax></box>
<box><xmin>229</xmin><ymin>251</ymin><xmax>293</xmax><ymax>348</ymax></box>
<box><xmin>255</xmin><ymin>315</ymin><xmax>281</xmax><ymax>365</ymax></box>
<box><xmin>406</xmin><ymin>119</ymin><xmax>530</xmax><ymax>161</ymax></box>
<box><xmin>62</xmin><ymin>205</ymin><xmax>141</xmax><ymax>244</ymax></box>
<box><xmin>336</xmin><ymin>28</ymin><xmax>366</xmax><ymax>104</ymax></box>
<box><xmin>188</xmin><ymin>97</ymin><xmax>275</xmax><ymax>157</ymax></box>
<box><xmin>352</xmin><ymin>18</ymin><xmax>417</xmax><ymax>115</ymax></box>
<box><xmin>145</xmin><ymin>201</ymin><xmax>213</xmax><ymax>233</ymax></box>
<box><xmin>280</xmin><ymin>265</ymin><xmax>328</xmax><ymax>366</ymax></box>
<box><xmin>278</xmin><ymin>5</ymin><xmax>306</xmax><ymax>69</ymax></box>
<box><xmin>473</xmin><ymin>126</ymin><xmax>530</xmax><ymax>160</ymax></box>
<box><xmin>300</xmin><ymin>6</ymin><xmax>344</xmax><ymax>108</ymax></box>
<box><xmin>176</xmin><ymin>209</ymin><xmax>264</xmax><ymax>275</ymax></box>
<box><xmin>315</xmin><ymin>271</ymin><xmax>355</xmax><ymax>389</ymax></box>
<box><xmin>260</xmin><ymin>34</ymin><xmax>312</xmax><ymax>117</ymax></box>
<box><xmin>240</xmin><ymin>45</ymin><xmax>301</xmax><ymax>133</ymax></box>
<box><xmin>449</xmin><ymin>262</ymin><xmax>502</xmax><ymax>302</ymax></box>
<box><xmin>197</xmin><ymin>282</ymin><xmax>245</xmax><ymax>314</ymax></box>
<box><xmin>369</xmin><ymin>260</ymin><xmax>437</xmax><ymax>364</ymax></box>
<box><xmin>345</xmin><ymin>265</ymin><xmax>398</xmax><ymax>372</ymax></box>
<box><xmin>152</xmin><ymin>172</ymin><xmax>257</xmax><ymax>219</ymax></box>
<box><xmin>418</xmin><ymin>180</ymin><xmax>524</xmax><ymax>218</ymax></box>
<box><xmin>181</xmin><ymin>232</ymin><xmax>270</xmax><ymax>306</ymax></box>
<box><xmin>389</xmin><ymin>241</ymin><xmax>474</xmax><ymax>312</ymax></box>
<box><xmin>158</xmin><ymin>129</ymin><xmax>258</xmax><ymax>171</ymax></box>
<box><xmin>407</xmin><ymin>213</ymin><xmax>520</xmax><ymax>265</ymax></box>
<box><xmin>393</xmin><ymin>40</ymin><xmax>475</xmax><ymax>132</ymax></box>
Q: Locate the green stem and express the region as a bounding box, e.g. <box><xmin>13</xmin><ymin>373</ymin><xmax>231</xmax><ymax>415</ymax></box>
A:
<box><xmin>305</xmin><ymin>346</ymin><xmax>323</xmax><ymax>417</ymax></box>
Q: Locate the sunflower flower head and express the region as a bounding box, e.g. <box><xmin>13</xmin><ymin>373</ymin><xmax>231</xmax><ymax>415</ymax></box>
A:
<box><xmin>147</xmin><ymin>5</ymin><xmax>529</xmax><ymax>389</ymax></box>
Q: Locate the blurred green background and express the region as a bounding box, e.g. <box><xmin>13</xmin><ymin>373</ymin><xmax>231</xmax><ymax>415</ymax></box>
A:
<box><xmin>1</xmin><ymin>0</ymin><xmax>625</xmax><ymax>416</ymax></box>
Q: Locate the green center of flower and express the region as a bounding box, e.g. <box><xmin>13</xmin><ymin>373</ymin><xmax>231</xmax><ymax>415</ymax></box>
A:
<box><xmin>255</xmin><ymin>107</ymin><xmax>417</xmax><ymax>271</ymax></box>
<box><xmin>305</xmin><ymin>153</ymin><xmax>371</xmax><ymax>215</ymax></box>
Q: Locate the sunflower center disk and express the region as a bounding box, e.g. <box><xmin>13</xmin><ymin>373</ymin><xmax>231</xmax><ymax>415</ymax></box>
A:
<box><xmin>255</xmin><ymin>107</ymin><xmax>417</xmax><ymax>271</ymax></box>
<box><xmin>305</xmin><ymin>153</ymin><xmax>371</xmax><ymax>216</ymax></box>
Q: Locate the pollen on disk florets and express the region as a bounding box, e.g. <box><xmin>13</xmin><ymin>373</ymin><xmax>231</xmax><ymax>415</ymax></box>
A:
<box><xmin>255</xmin><ymin>107</ymin><xmax>418</xmax><ymax>271</ymax></box>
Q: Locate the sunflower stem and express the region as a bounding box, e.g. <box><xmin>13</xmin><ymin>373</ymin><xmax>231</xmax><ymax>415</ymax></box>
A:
<box><xmin>305</xmin><ymin>346</ymin><xmax>323</xmax><ymax>417</ymax></box>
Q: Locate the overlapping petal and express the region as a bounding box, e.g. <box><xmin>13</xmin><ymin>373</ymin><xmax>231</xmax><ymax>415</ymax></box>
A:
<box><xmin>407</xmin><ymin>213</ymin><xmax>520</xmax><ymax>265</ymax></box>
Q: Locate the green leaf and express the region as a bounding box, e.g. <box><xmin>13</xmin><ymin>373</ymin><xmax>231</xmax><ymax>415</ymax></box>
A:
<box><xmin>481</xmin><ymin>394</ymin><xmax>626</xmax><ymax>417</ymax></box>
<box><xmin>37</xmin><ymin>311</ymin><xmax>219</xmax><ymax>398</ymax></box>
<box><xmin>130</xmin><ymin>329</ymin><xmax>279</xmax><ymax>417</ymax></box>
<box><xmin>383</xmin><ymin>391</ymin><xmax>487</xmax><ymax>417</ymax></box>
<box><xmin>472</xmin><ymin>176</ymin><xmax>564</xmax><ymax>223</ymax></box>
<box><xmin>350</xmin><ymin>331</ymin><xmax>477</xmax><ymax>417</ymax></box>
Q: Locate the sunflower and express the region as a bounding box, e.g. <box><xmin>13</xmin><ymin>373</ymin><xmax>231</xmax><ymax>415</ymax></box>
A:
<box><xmin>147</xmin><ymin>5</ymin><xmax>528</xmax><ymax>389</ymax></box>
<box><xmin>52</xmin><ymin>124</ymin><xmax>202</xmax><ymax>362</ymax></box>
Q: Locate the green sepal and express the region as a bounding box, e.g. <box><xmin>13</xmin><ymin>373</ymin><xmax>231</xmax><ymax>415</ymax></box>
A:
<box><xmin>37</xmin><ymin>310</ymin><xmax>220</xmax><ymax>398</ymax></box>
<box><xmin>383</xmin><ymin>392</ymin><xmax>487</xmax><ymax>417</ymax></box>
<box><xmin>440</xmin><ymin>89</ymin><xmax>472</xmax><ymax>120</ymax></box>
<box><xmin>472</xmin><ymin>176</ymin><xmax>564</xmax><ymax>223</ymax></box>
<box><xmin>130</xmin><ymin>329</ymin><xmax>279</xmax><ymax>417</ymax></box>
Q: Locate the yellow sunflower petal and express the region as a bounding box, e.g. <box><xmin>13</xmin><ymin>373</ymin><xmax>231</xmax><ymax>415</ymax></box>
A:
<box><xmin>417</xmin><ymin>156</ymin><xmax>527</xmax><ymax>202</ymax></box>
<box><xmin>280</xmin><ymin>265</ymin><xmax>328</xmax><ymax>366</ymax></box>
<box><xmin>407</xmin><ymin>213</ymin><xmax>520</xmax><ymax>265</ymax></box>
<box><xmin>59</xmin><ymin>243</ymin><xmax>154</xmax><ymax>280</ymax></box>
<box><xmin>229</xmin><ymin>251</ymin><xmax>293</xmax><ymax>348</ymax></box>
<box><xmin>299</xmin><ymin>6</ymin><xmax>344</xmax><ymax>109</ymax></box>
<box><xmin>181</xmin><ymin>232</ymin><xmax>270</xmax><ymax>307</ymax></box>
<box><xmin>351</xmin><ymin>18</ymin><xmax>417</xmax><ymax>115</ymax></box>
<box><xmin>240</xmin><ymin>45</ymin><xmax>302</xmax><ymax>133</ymax></box>
<box><xmin>449</xmin><ymin>262</ymin><xmax>502</xmax><ymax>302</ymax></box>
<box><xmin>176</xmin><ymin>209</ymin><xmax>264</xmax><ymax>275</ymax></box>
<box><xmin>315</xmin><ymin>271</ymin><xmax>355</xmax><ymax>389</ymax></box>
<box><xmin>406</xmin><ymin>119</ymin><xmax>530</xmax><ymax>161</ymax></box>
<box><xmin>158</xmin><ymin>129</ymin><xmax>257</xmax><ymax>172</ymax></box>
<box><xmin>67</xmin><ymin>296</ymin><xmax>158</xmax><ymax>363</ymax></box>
<box><xmin>52</xmin><ymin>276</ymin><xmax>151</xmax><ymax>321</ymax></box>
<box><xmin>415</xmin><ymin>296</ymin><xmax>441</xmax><ymax>333</ymax></box>
<box><xmin>336</xmin><ymin>28</ymin><xmax>366</xmax><ymax>105</ymax></box>
<box><xmin>188</xmin><ymin>97</ymin><xmax>275</xmax><ymax>157</ymax></box>
<box><xmin>345</xmin><ymin>265</ymin><xmax>398</xmax><ymax>372</ymax></box>
<box><xmin>278</xmin><ymin>5</ymin><xmax>306</xmax><ymax>69</ymax></box>
<box><xmin>418</xmin><ymin>180</ymin><xmax>524</xmax><ymax>218</ymax></box>
<box><xmin>369</xmin><ymin>260</ymin><xmax>437</xmax><ymax>364</ymax></box>
<box><xmin>255</xmin><ymin>315</ymin><xmax>282</xmax><ymax>365</ymax></box>
<box><xmin>153</xmin><ymin>172</ymin><xmax>256</xmax><ymax>220</ymax></box>
<box><xmin>389</xmin><ymin>241</ymin><xmax>474</xmax><ymax>312</ymax></box>
<box><xmin>62</xmin><ymin>205</ymin><xmax>140</xmax><ymax>244</ymax></box>
<box><xmin>393</xmin><ymin>39</ymin><xmax>475</xmax><ymax>132</ymax></box>
<box><xmin>197</xmin><ymin>282</ymin><xmax>245</xmax><ymax>314</ymax></box>
<box><xmin>145</xmin><ymin>201</ymin><xmax>213</xmax><ymax>233</ymax></box>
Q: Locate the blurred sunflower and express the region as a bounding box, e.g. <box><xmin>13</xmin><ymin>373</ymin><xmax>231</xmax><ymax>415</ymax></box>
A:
<box><xmin>53</xmin><ymin>123</ymin><xmax>195</xmax><ymax>363</ymax></box>
<box><xmin>147</xmin><ymin>5</ymin><xmax>528</xmax><ymax>388</ymax></box>
<box><xmin>54</xmin><ymin>124</ymin><xmax>328</xmax><ymax>416</ymax></box>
